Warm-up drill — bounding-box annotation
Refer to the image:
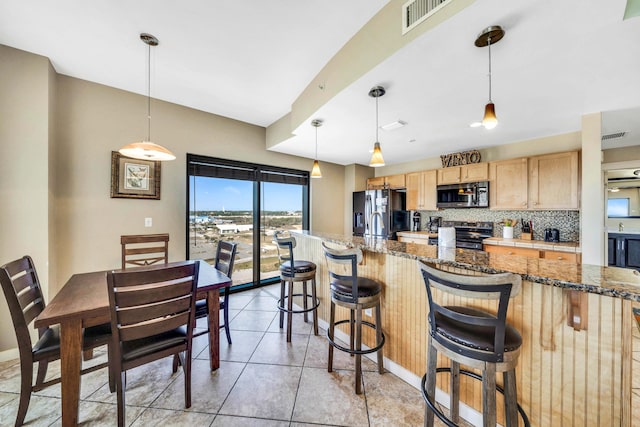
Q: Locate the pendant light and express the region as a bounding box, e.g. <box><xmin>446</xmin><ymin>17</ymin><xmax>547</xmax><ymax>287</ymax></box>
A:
<box><xmin>368</xmin><ymin>85</ymin><xmax>386</xmax><ymax>167</ymax></box>
<box><xmin>310</xmin><ymin>119</ymin><xmax>323</xmax><ymax>178</ymax></box>
<box><xmin>475</xmin><ymin>26</ymin><xmax>504</xmax><ymax>130</ymax></box>
<box><xmin>119</xmin><ymin>33</ymin><xmax>176</xmax><ymax>161</ymax></box>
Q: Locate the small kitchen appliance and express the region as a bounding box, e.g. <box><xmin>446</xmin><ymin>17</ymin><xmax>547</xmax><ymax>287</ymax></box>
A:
<box><xmin>544</xmin><ymin>228</ymin><xmax>560</xmax><ymax>242</ymax></box>
<box><xmin>436</xmin><ymin>181</ymin><xmax>489</xmax><ymax>208</ymax></box>
<box><xmin>427</xmin><ymin>216</ymin><xmax>442</xmax><ymax>233</ymax></box>
<box><xmin>412</xmin><ymin>211</ymin><xmax>421</xmax><ymax>231</ymax></box>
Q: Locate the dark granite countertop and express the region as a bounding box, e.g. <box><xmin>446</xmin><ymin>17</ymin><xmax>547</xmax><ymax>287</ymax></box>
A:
<box><xmin>295</xmin><ymin>231</ymin><xmax>640</xmax><ymax>302</ymax></box>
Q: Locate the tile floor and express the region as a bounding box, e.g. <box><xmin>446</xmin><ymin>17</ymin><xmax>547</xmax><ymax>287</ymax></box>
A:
<box><xmin>0</xmin><ymin>283</ymin><xmax>443</xmax><ymax>427</ymax></box>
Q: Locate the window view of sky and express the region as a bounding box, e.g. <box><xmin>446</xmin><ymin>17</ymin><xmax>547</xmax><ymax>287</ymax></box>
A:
<box><xmin>190</xmin><ymin>177</ymin><xmax>302</xmax><ymax>211</ymax></box>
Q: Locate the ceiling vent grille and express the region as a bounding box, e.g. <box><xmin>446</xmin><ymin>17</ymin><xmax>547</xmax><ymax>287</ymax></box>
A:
<box><xmin>402</xmin><ymin>0</ymin><xmax>451</xmax><ymax>34</ymax></box>
<box><xmin>601</xmin><ymin>132</ymin><xmax>627</xmax><ymax>141</ymax></box>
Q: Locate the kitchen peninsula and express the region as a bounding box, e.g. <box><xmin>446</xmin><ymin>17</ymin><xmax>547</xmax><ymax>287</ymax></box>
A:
<box><xmin>293</xmin><ymin>231</ymin><xmax>640</xmax><ymax>426</ymax></box>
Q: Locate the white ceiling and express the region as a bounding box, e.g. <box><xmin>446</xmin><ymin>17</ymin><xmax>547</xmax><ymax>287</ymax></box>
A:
<box><xmin>1</xmin><ymin>0</ymin><xmax>639</xmax><ymax>167</ymax></box>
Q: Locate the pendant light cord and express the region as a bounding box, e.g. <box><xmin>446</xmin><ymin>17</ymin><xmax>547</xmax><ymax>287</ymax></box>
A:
<box><xmin>315</xmin><ymin>125</ymin><xmax>318</xmax><ymax>159</ymax></box>
<box><xmin>375</xmin><ymin>95</ymin><xmax>379</xmax><ymax>142</ymax></box>
<box><xmin>487</xmin><ymin>36</ymin><xmax>492</xmax><ymax>103</ymax></box>
<box><xmin>147</xmin><ymin>42</ymin><xmax>151</xmax><ymax>142</ymax></box>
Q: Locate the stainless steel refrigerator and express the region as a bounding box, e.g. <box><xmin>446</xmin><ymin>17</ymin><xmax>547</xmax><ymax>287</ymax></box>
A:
<box><xmin>353</xmin><ymin>189</ymin><xmax>410</xmax><ymax>239</ymax></box>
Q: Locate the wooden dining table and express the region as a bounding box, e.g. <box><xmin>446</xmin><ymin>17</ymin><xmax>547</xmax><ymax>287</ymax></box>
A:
<box><xmin>34</xmin><ymin>260</ymin><xmax>231</xmax><ymax>427</ymax></box>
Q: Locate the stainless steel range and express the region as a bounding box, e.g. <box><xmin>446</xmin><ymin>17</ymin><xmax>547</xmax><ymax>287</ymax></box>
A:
<box><xmin>432</xmin><ymin>220</ymin><xmax>494</xmax><ymax>250</ymax></box>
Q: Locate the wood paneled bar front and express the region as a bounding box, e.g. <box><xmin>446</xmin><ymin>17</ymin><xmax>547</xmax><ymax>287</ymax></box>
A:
<box><xmin>292</xmin><ymin>231</ymin><xmax>640</xmax><ymax>426</ymax></box>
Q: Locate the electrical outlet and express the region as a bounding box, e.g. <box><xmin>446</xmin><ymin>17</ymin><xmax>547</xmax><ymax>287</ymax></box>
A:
<box><xmin>144</xmin><ymin>217</ymin><xmax>152</xmax><ymax>227</ymax></box>
<box><xmin>364</xmin><ymin>308</ymin><xmax>372</xmax><ymax>316</ymax></box>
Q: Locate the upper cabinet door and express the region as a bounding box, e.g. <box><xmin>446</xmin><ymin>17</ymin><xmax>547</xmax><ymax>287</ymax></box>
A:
<box><xmin>366</xmin><ymin>176</ymin><xmax>386</xmax><ymax>189</ymax></box>
<box><xmin>437</xmin><ymin>167</ymin><xmax>461</xmax><ymax>184</ymax></box>
<box><xmin>528</xmin><ymin>151</ymin><xmax>579</xmax><ymax>210</ymax></box>
<box><xmin>406</xmin><ymin>170</ymin><xmax>436</xmax><ymax>210</ymax></box>
<box><xmin>461</xmin><ymin>162</ymin><xmax>489</xmax><ymax>183</ymax></box>
<box><xmin>385</xmin><ymin>174</ymin><xmax>406</xmax><ymax>189</ymax></box>
<box><xmin>489</xmin><ymin>157</ymin><xmax>528</xmax><ymax>210</ymax></box>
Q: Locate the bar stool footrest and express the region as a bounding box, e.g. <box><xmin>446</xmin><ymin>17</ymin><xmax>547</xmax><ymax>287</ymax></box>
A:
<box><xmin>420</xmin><ymin>367</ymin><xmax>530</xmax><ymax>427</ymax></box>
<box><xmin>277</xmin><ymin>293</ymin><xmax>320</xmax><ymax>315</ymax></box>
<box><xmin>327</xmin><ymin>319</ymin><xmax>385</xmax><ymax>355</ymax></box>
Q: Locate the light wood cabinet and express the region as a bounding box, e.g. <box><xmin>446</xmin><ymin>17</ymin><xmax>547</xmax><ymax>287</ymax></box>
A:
<box><xmin>484</xmin><ymin>244</ymin><xmax>580</xmax><ymax>264</ymax></box>
<box><xmin>483</xmin><ymin>244</ymin><xmax>540</xmax><ymax>258</ymax></box>
<box><xmin>397</xmin><ymin>236</ymin><xmax>430</xmax><ymax>245</ymax></box>
<box><xmin>366</xmin><ymin>174</ymin><xmax>406</xmax><ymax>190</ymax></box>
<box><xmin>542</xmin><ymin>250</ymin><xmax>579</xmax><ymax>263</ymax></box>
<box><xmin>489</xmin><ymin>157</ymin><xmax>529</xmax><ymax>209</ymax></box>
<box><xmin>406</xmin><ymin>170</ymin><xmax>437</xmax><ymax>211</ymax></box>
<box><xmin>528</xmin><ymin>151</ymin><xmax>579</xmax><ymax>209</ymax></box>
<box><xmin>437</xmin><ymin>163</ymin><xmax>489</xmax><ymax>184</ymax></box>
<box><xmin>489</xmin><ymin>151</ymin><xmax>579</xmax><ymax>210</ymax></box>
<box><xmin>437</xmin><ymin>167</ymin><xmax>462</xmax><ymax>184</ymax></box>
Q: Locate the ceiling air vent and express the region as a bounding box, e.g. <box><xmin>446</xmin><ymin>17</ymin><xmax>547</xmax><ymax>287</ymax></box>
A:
<box><xmin>402</xmin><ymin>0</ymin><xmax>451</xmax><ymax>35</ymax></box>
<box><xmin>601</xmin><ymin>131</ymin><xmax>627</xmax><ymax>141</ymax></box>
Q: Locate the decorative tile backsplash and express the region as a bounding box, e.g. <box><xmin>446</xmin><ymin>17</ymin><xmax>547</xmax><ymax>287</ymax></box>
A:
<box><xmin>418</xmin><ymin>209</ymin><xmax>580</xmax><ymax>243</ymax></box>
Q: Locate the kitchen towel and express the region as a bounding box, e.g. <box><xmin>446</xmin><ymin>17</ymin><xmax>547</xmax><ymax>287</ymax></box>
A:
<box><xmin>438</xmin><ymin>227</ymin><xmax>456</xmax><ymax>248</ymax></box>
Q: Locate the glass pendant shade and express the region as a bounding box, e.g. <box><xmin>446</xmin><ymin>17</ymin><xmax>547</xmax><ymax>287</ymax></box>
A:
<box><xmin>311</xmin><ymin>160</ymin><xmax>322</xmax><ymax>178</ymax></box>
<box><xmin>119</xmin><ymin>141</ymin><xmax>176</xmax><ymax>161</ymax></box>
<box><xmin>119</xmin><ymin>33</ymin><xmax>175</xmax><ymax>162</ymax></box>
<box><xmin>310</xmin><ymin>118</ymin><xmax>323</xmax><ymax>178</ymax></box>
<box><xmin>482</xmin><ymin>102</ymin><xmax>498</xmax><ymax>129</ymax></box>
<box><xmin>369</xmin><ymin>142</ymin><xmax>385</xmax><ymax>167</ymax></box>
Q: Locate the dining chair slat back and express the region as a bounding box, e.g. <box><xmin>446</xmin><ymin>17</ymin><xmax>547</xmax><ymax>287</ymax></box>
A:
<box><xmin>107</xmin><ymin>260</ymin><xmax>199</xmax><ymax>427</ymax></box>
<box><xmin>193</xmin><ymin>240</ymin><xmax>237</xmax><ymax>344</ymax></box>
<box><xmin>121</xmin><ymin>233</ymin><xmax>169</xmax><ymax>269</ymax></box>
<box><xmin>1</xmin><ymin>255</ymin><xmax>111</xmax><ymax>427</ymax></box>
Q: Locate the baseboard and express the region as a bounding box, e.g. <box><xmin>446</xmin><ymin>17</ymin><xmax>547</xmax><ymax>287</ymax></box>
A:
<box><xmin>316</xmin><ymin>317</ymin><xmax>484</xmax><ymax>426</ymax></box>
<box><xmin>0</xmin><ymin>347</ymin><xmax>19</xmax><ymax>363</ymax></box>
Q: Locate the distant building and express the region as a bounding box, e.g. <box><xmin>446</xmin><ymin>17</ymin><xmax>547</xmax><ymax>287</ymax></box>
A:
<box><xmin>216</xmin><ymin>223</ymin><xmax>253</xmax><ymax>234</ymax></box>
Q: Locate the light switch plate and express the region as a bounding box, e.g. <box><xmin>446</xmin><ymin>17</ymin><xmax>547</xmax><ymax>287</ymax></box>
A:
<box><xmin>364</xmin><ymin>308</ymin><xmax>372</xmax><ymax>317</ymax></box>
<box><xmin>145</xmin><ymin>217</ymin><xmax>152</xmax><ymax>227</ymax></box>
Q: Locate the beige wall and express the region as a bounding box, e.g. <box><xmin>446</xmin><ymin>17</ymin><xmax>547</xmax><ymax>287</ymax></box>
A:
<box><xmin>0</xmin><ymin>47</ymin><xmax>346</xmax><ymax>355</ymax></box>
<box><xmin>0</xmin><ymin>45</ymin><xmax>52</xmax><ymax>354</ymax></box>
<box><xmin>581</xmin><ymin>113</ymin><xmax>604</xmax><ymax>264</ymax></box>
<box><xmin>54</xmin><ymin>76</ymin><xmax>345</xmax><ymax>292</ymax></box>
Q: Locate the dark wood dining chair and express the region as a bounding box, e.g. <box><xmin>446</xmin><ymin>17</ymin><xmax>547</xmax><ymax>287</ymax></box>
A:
<box><xmin>0</xmin><ymin>255</ymin><xmax>111</xmax><ymax>427</ymax></box>
<box><xmin>120</xmin><ymin>233</ymin><xmax>169</xmax><ymax>269</ymax></box>
<box><xmin>107</xmin><ymin>261</ymin><xmax>199</xmax><ymax>427</ymax></box>
<box><xmin>193</xmin><ymin>240</ymin><xmax>238</xmax><ymax>344</ymax></box>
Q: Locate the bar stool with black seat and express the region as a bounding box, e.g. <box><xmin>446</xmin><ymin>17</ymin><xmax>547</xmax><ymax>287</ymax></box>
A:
<box><xmin>273</xmin><ymin>231</ymin><xmax>319</xmax><ymax>342</ymax></box>
<box><xmin>0</xmin><ymin>255</ymin><xmax>112</xmax><ymax>427</ymax></box>
<box><xmin>322</xmin><ymin>242</ymin><xmax>385</xmax><ymax>394</ymax></box>
<box><xmin>418</xmin><ymin>260</ymin><xmax>529</xmax><ymax>427</ymax></box>
<box><xmin>193</xmin><ymin>240</ymin><xmax>237</xmax><ymax>344</ymax></box>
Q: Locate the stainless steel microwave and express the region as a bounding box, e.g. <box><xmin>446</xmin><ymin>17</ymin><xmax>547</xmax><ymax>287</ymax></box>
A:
<box><xmin>436</xmin><ymin>181</ymin><xmax>489</xmax><ymax>208</ymax></box>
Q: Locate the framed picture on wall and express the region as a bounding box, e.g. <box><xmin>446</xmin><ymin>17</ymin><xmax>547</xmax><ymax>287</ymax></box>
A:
<box><xmin>110</xmin><ymin>151</ymin><xmax>161</xmax><ymax>199</ymax></box>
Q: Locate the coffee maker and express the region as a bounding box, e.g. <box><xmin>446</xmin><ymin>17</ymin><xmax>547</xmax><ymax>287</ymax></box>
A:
<box><xmin>412</xmin><ymin>212</ymin><xmax>421</xmax><ymax>231</ymax></box>
<box><xmin>427</xmin><ymin>216</ymin><xmax>442</xmax><ymax>233</ymax></box>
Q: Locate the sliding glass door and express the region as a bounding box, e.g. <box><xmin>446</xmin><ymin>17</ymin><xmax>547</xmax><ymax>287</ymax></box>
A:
<box><xmin>187</xmin><ymin>155</ymin><xmax>309</xmax><ymax>289</ymax></box>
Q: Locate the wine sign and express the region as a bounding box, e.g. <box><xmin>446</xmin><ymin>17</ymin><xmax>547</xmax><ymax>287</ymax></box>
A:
<box><xmin>440</xmin><ymin>150</ymin><xmax>481</xmax><ymax>168</ymax></box>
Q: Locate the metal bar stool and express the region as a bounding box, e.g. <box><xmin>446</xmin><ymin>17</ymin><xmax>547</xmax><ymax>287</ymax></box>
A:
<box><xmin>322</xmin><ymin>241</ymin><xmax>385</xmax><ymax>394</ymax></box>
<box><xmin>418</xmin><ymin>261</ymin><xmax>529</xmax><ymax>427</ymax></box>
<box><xmin>273</xmin><ymin>231</ymin><xmax>319</xmax><ymax>342</ymax></box>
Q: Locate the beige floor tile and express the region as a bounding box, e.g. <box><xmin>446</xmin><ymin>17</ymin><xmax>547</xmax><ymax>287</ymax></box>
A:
<box><xmin>212</xmin><ymin>414</ymin><xmax>289</xmax><ymax>426</ymax></box>
<box><xmin>229</xmin><ymin>310</ymin><xmax>277</xmax><ymax>332</ymax></box>
<box><xmin>243</xmin><ymin>295</ymin><xmax>280</xmax><ymax>312</ymax></box>
<box><xmin>304</xmin><ymin>333</ymin><xmax>379</xmax><ymax>372</ymax></box>
<box><xmin>0</xmin><ymin>394</ymin><xmax>62</xmax><ymax>426</ymax></box>
<box><xmin>249</xmin><ymin>332</ymin><xmax>309</xmax><ymax>366</ymax></box>
<box><xmin>292</xmin><ymin>366</ymin><xmax>368</xmax><ymax>427</ymax></box>
<box><xmin>219</xmin><ymin>363</ymin><xmax>301</xmax><ymax>420</ymax></box>
<box><xmin>363</xmin><ymin>370</ymin><xmax>424</xmax><ymax>427</ymax></box>
<box><xmin>131</xmin><ymin>406</ymin><xmax>215</xmax><ymax>427</ymax></box>
<box><xmin>151</xmin><ymin>359</ymin><xmax>245</xmax><ymax>413</ymax></box>
<box><xmin>196</xmin><ymin>329</ymin><xmax>264</xmax><ymax>363</ymax></box>
<box><xmin>47</xmin><ymin>400</ymin><xmax>146</xmax><ymax>427</ymax></box>
<box><xmin>0</xmin><ymin>391</ymin><xmax>17</xmax><ymax>408</ymax></box>
<box><xmin>267</xmin><ymin>312</ymin><xmax>314</xmax><ymax>336</ymax></box>
<box><xmin>86</xmin><ymin>357</ymin><xmax>179</xmax><ymax>407</ymax></box>
<box><xmin>227</xmin><ymin>294</ymin><xmax>258</xmax><ymax>310</ymax></box>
